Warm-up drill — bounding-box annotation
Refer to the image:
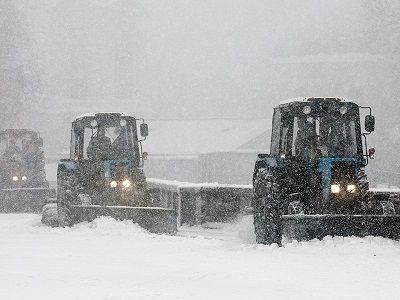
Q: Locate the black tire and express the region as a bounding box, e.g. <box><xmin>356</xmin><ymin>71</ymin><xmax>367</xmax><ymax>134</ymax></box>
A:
<box><xmin>253</xmin><ymin>168</ymin><xmax>284</xmax><ymax>245</ymax></box>
<box><xmin>380</xmin><ymin>200</ymin><xmax>396</xmax><ymax>215</ymax></box>
<box><xmin>57</xmin><ymin>182</ymin><xmax>73</xmax><ymax>227</ymax></box>
<box><xmin>288</xmin><ymin>201</ymin><xmax>304</xmax><ymax>215</ymax></box>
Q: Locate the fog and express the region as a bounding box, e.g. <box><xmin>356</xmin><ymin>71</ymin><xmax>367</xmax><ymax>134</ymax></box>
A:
<box><xmin>2</xmin><ymin>0</ymin><xmax>400</xmax><ymax>185</ymax></box>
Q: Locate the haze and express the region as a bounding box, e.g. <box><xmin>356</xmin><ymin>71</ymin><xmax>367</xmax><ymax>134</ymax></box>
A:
<box><xmin>2</xmin><ymin>0</ymin><xmax>399</xmax><ymax>185</ymax></box>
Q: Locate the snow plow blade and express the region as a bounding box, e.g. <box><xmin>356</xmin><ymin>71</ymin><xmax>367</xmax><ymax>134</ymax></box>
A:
<box><xmin>71</xmin><ymin>205</ymin><xmax>178</xmax><ymax>234</ymax></box>
<box><xmin>282</xmin><ymin>214</ymin><xmax>400</xmax><ymax>241</ymax></box>
<box><xmin>0</xmin><ymin>188</ymin><xmax>55</xmax><ymax>213</ymax></box>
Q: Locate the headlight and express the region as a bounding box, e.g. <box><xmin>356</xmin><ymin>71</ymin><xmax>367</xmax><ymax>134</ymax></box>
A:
<box><xmin>122</xmin><ymin>179</ymin><xmax>131</xmax><ymax>188</ymax></box>
<box><xmin>110</xmin><ymin>180</ymin><xmax>117</xmax><ymax>188</ymax></box>
<box><xmin>21</xmin><ymin>176</ymin><xmax>27</xmax><ymax>181</ymax></box>
<box><xmin>347</xmin><ymin>184</ymin><xmax>356</xmax><ymax>193</ymax></box>
<box><xmin>12</xmin><ymin>176</ymin><xmax>18</xmax><ymax>181</ymax></box>
<box><xmin>331</xmin><ymin>184</ymin><xmax>341</xmax><ymax>194</ymax></box>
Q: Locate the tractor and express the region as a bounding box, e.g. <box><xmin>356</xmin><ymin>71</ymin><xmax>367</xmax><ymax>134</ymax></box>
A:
<box><xmin>51</xmin><ymin>113</ymin><xmax>177</xmax><ymax>234</ymax></box>
<box><xmin>253</xmin><ymin>97</ymin><xmax>400</xmax><ymax>245</ymax></box>
<box><xmin>0</xmin><ymin>129</ymin><xmax>54</xmax><ymax>212</ymax></box>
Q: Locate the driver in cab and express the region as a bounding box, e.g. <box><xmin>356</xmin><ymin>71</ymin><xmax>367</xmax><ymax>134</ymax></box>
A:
<box><xmin>87</xmin><ymin>126</ymin><xmax>112</xmax><ymax>160</ymax></box>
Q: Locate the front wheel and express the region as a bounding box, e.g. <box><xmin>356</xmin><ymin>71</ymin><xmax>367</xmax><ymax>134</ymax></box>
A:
<box><xmin>253</xmin><ymin>168</ymin><xmax>284</xmax><ymax>245</ymax></box>
<box><xmin>57</xmin><ymin>185</ymin><xmax>73</xmax><ymax>227</ymax></box>
<box><xmin>254</xmin><ymin>196</ymin><xmax>283</xmax><ymax>245</ymax></box>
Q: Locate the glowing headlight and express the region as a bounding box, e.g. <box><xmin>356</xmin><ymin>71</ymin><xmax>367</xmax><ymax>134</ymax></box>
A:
<box><xmin>122</xmin><ymin>179</ymin><xmax>131</xmax><ymax>188</ymax></box>
<box><xmin>347</xmin><ymin>184</ymin><xmax>356</xmax><ymax>193</ymax></box>
<box><xmin>12</xmin><ymin>176</ymin><xmax>18</xmax><ymax>181</ymax></box>
<box><xmin>21</xmin><ymin>176</ymin><xmax>27</xmax><ymax>181</ymax></box>
<box><xmin>303</xmin><ymin>105</ymin><xmax>311</xmax><ymax>115</ymax></box>
<box><xmin>331</xmin><ymin>184</ymin><xmax>341</xmax><ymax>194</ymax></box>
<box><xmin>110</xmin><ymin>180</ymin><xmax>118</xmax><ymax>188</ymax></box>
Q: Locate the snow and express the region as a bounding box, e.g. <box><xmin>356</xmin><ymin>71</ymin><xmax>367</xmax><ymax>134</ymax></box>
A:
<box><xmin>1</xmin><ymin>214</ymin><xmax>400</xmax><ymax>299</ymax></box>
<box><xmin>371</xmin><ymin>187</ymin><xmax>400</xmax><ymax>194</ymax></box>
<box><xmin>147</xmin><ymin>177</ymin><xmax>252</xmax><ymax>190</ymax></box>
<box><xmin>75</xmin><ymin>112</ymin><xmax>132</xmax><ymax>120</ymax></box>
<box><xmin>280</xmin><ymin>97</ymin><xmax>352</xmax><ymax>105</ymax></box>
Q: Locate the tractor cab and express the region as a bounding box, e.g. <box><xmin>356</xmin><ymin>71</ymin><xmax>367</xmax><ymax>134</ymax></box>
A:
<box><xmin>271</xmin><ymin>98</ymin><xmax>374</xmax><ymax>164</ymax></box>
<box><xmin>71</xmin><ymin>113</ymin><xmax>148</xmax><ymax>166</ymax></box>
<box><xmin>266</xmin><ymin>97</ymin><xmax>376</xmax><ymax>201</ymax></box>
<box><xmin>57</xmin><ymin>113</ymin><xmax>150</xmax><ymax>208</ymax></box>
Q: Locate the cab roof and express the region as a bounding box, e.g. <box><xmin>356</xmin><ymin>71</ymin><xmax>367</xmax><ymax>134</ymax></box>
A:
<box><xmin>279</xmin><ymin>97</ymin><xmax>353</xmax><ymax>105</ymax></box>
<box><xmin>74</xmin><ymin>112</ymin><xmax>134</xmax><ymax>122</ymax></box>
<box><xmin>0</xmin><ymin>129</ymin><xmax>39</xmax><ymax>136</ymax></box>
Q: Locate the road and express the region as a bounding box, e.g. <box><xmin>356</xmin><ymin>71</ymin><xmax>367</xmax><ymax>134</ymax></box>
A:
<box><xmin>0</xmin><ymin>214</ymin><xmax>399</xmax><ymax>300</ymax></box>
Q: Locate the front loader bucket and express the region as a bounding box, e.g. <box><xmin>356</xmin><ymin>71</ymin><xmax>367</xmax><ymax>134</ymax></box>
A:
<box><xmin>0</xmin><ymin>188</ymin><xmax>55</xmax><ymax>213</ymax></box>
<box><xmin>70</xmin><ymin>205</ymin><xmax>178</xmax><ymax>234</ymax></box>
<box><xmin>282</xmin><ymin>214</ymin><xmax>400</xmax><ymax>241</ymax></box>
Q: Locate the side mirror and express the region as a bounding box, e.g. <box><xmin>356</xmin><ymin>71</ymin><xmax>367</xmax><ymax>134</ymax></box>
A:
<box><xmin>368</xmin><ymin>148</ymin><xmax>375</xmax><ymax>159</ymax></box>
<box><xmin>140</xmin><ymin>123</ymin><xmax>148</xmax><ymax>137</ymax></box>
<box><xmin>365</xmin><ymin>115</ymin><xmax>375</xmax><ymax>133</ymax></box>
<box><xmin>37</xmin><ymin>138</ymin><xmax>43</xmax><ymax>147</ymax></box>
<box><xmin>142</xmin><ymin>151</ymin><xmax>148</xmax><ymax>160</ymax></box>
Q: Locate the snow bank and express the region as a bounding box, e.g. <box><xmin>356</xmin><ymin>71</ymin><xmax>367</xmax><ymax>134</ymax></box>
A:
<box><xmin>147</xmin><ymin>177</ymin><xmax>252</xmax><ymax>189</ymax></box>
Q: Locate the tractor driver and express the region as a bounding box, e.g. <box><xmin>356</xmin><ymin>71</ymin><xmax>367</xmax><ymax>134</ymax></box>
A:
<box><xmin>112</xmin><ymin>126</ymin><xmax>129</xmax><ymax>158</ymax></box>
<box><xmin>87</xmin><ymin>126</ymin><xmax>112</xmax><ymax>160</ymax></box>
<box><xmin>22</xmin><ymin>138</ymin><xmax>42</xmax><ymax>169</ymax></box>
<box><xmin>3</xmin><ymin>139</ymin><xmax>21</xmax><ymax>159</ymax></box>
<box><xmin>295</xmin><ymin>117</ymin><xmax>319</xmax><ymax>160</ymax></box>
<box><xmin>327</xmin><ymin>122</ymin><xmax>347</xmax><ymax>156</ymax></box>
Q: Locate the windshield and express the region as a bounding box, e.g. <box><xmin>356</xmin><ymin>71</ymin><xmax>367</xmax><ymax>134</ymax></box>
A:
<box><xmin>75</xmin><ymin>117</ymin><xmax>138</xmax><ymax>161</ymax></box>
<box><xmin>0</xmin><ymin>131</ymin><xmax>42</xmax><ymax>163</ymax></box>
<box><xmin>292</xmin><ymin>115</ymin><xmax>358</xmax><ymax>158</ymax></box>
<box><xmin>273</xmin><ymin>103</ymin><xmax>362</xmax><ymax>159</ymax></box>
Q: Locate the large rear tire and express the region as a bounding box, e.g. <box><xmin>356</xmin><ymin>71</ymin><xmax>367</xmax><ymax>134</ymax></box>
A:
<box><xmin>253</xmin><ymin>168</ymin><xmax>284</xmax><ymax>245</ymax></box>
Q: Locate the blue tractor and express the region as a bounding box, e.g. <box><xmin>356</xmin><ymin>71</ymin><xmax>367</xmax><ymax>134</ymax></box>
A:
<box><xmin>253</xmin><ymin>98</ymin><xmax>400</xmax><ymax>245</ymax></box>
<box><xmin>53</xmin><ymin>113</ymin><xmax>177</xmax><ymax>234</ymax></box>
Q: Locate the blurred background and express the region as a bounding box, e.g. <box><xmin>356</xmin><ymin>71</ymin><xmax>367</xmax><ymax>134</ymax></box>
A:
<box><xmin>1</xmin><ymin>0</ymin><xmax>399</xmax><ymax>186</ymax></box>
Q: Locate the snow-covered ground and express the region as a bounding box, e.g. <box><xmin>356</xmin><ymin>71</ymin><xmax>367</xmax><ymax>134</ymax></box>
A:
<box><xmin>1</xmin><ymin>214</ymin><xmax>400</xmax><ymax>300</ymax></box>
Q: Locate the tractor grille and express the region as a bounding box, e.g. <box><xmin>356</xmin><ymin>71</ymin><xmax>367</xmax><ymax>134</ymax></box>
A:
<box><xmin>331</xmin><ymin>161</ymin><xmax>356</xmax><ymax>183</ymax></box>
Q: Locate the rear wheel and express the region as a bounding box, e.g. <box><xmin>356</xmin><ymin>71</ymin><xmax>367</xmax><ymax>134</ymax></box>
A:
<box><xmin>288</xmin><ymin>201</ymin><xmax>304</xmax><ymax>215</ymax></box>
<box><xmin>253</xmin><ymin>168</ymin><xmax>284</xmax><ymax>245</ymax></box>
<box><xmin>380</xmin><ymin>200</ymin><xmax>396</xmax><ymax>215</ymax></box>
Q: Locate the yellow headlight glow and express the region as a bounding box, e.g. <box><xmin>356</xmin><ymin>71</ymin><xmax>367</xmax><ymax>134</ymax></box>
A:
<box><xmin>122</xmin><ymin>179</ymin><xmax>131</xmax><ymax>188</ymax></box>
<box><xmin>22</xmin><ymin>176</ymin><xmax>27</xmax><ymax>181</ymax></box>
<box><xmin>12</xmin><ymin>176</ymin><xmax>18</xmax><ymax>181</ymax></box>
<box><xmin>331</xmin><ymin>184</ymin><xmax>341</xmax><ymax>194</ymax></box>
<box><xmin>347</xmin><ymin>184</ymin><xmax>356</xmax><ymax>193</ymax></box>
<box><xmin>110</xmin><ymin>180</ymin><xmax>118</xmax><ymax>188</ymax></box>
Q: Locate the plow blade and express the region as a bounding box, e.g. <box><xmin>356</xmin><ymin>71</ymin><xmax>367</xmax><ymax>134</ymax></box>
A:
<box><xmin>0</xmin><ymin>188</ymin><xmax>55</xmax><ymax>213</ymax></box>
<box><xmin>71</xmin><ymin>205</ymin><xmax>178</xmax><ymax>234</ymax></box>
<box><xmin>282</xmin><ymin>214</ymin><xmax>400</xmax><ymax>241</ymax></box>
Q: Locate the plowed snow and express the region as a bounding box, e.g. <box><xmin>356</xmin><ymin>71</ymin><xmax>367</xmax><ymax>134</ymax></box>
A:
<box><xmin>0</xmin><ymin>214</ymin><xmax>399</xmax><ymax>300</ymax></box>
